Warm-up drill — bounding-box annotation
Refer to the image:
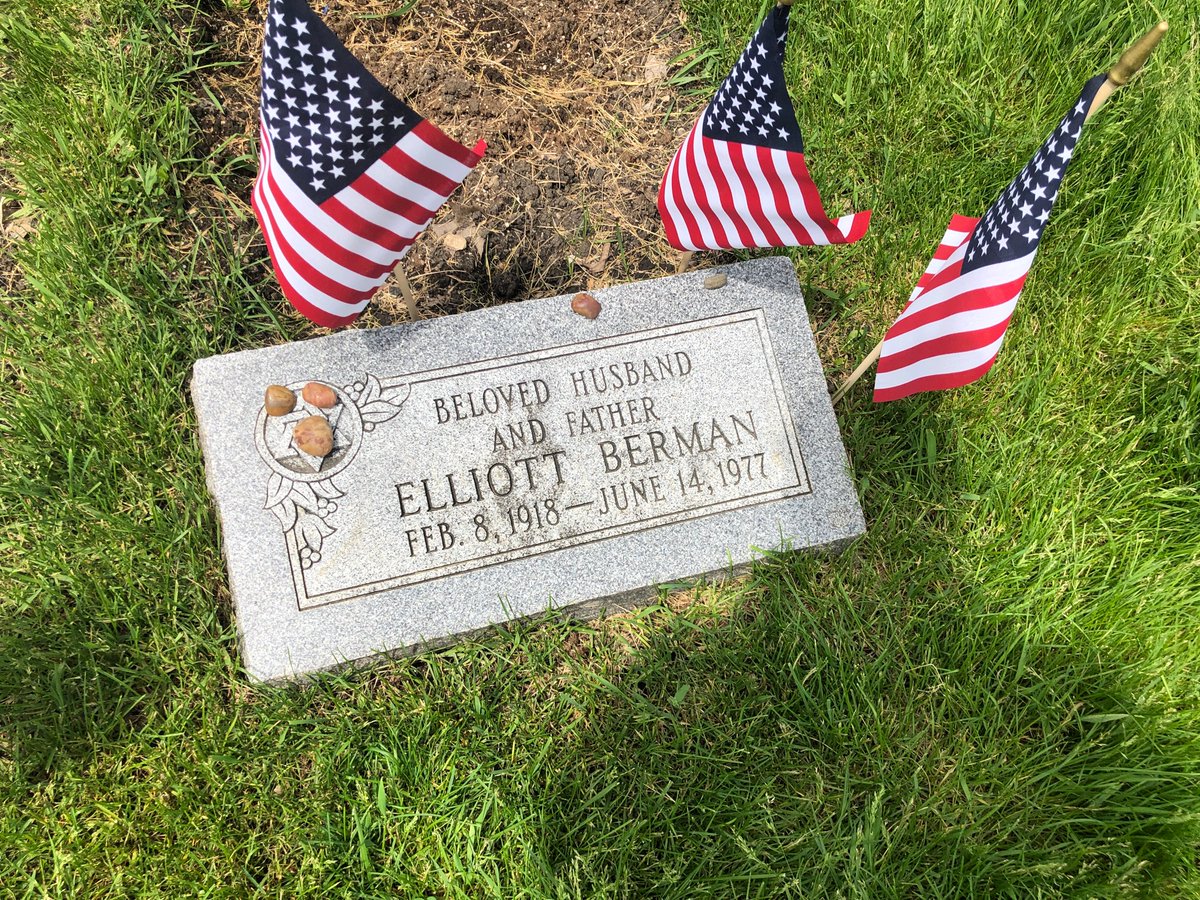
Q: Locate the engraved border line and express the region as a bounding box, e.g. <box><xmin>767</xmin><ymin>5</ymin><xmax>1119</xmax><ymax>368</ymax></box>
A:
<box><xmin>292</xmin><ymin>310</ymin><xmax>812</xmax><ymax>609</ymax></box>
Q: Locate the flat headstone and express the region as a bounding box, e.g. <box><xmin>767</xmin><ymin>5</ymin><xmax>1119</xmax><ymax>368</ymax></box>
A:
<box><xmin>191</xmin><ymin>258</ymin><xmax>864</xmax><ymax>682</ymax></box>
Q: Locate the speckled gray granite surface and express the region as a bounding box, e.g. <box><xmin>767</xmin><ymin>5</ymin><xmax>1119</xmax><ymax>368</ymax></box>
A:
<box><xmin>191</xmin><ymin>258</ymin><xmax>864</xmax><ymax>682</ymax></box>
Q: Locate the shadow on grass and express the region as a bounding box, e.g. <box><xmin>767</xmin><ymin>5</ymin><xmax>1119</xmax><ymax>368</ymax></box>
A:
<box><xmin>520</xmin><ymin>549</ymin><xmax>1196</xmax><ymax>897</ymax></box>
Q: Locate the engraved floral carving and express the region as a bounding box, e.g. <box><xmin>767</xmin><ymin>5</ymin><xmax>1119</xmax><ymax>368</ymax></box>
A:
<box><xmin>344</xmin><ymin>374</ymin><xmax>410</xmax><ymax>432</ymax></box>
<box><xmin>265</xmin><ymin>473</ymin><xmax>343</xmax><ymax>566</ymax></box>
<box><xmin>256</xmin><ymin>374</ymin><xmax>409</xmax><ymax>569</ymax></box>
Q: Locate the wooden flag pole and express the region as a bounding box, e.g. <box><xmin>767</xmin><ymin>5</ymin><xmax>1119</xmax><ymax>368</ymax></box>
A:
<box><xmin>676</xmin><ymin>250</ymin><xmax>695</xmax><ymax>274</ymax></box>
<box><xmin>394</xmin><ymin>267</ymin><xmax>419</xmax><ymax>320</ymax></box>
<box><xmin>830</xmin><ymin>20</ymin><xmax>1167</xmax><ymax>407</ymax></box>
<box><xmin>831</xmin><ymin>338</ymin><xmax>884</xmax><ymax>404</ymax></box>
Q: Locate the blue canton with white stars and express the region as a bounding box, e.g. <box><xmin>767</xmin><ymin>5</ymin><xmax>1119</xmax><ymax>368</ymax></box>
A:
<box><xmin>260</xmin><ymin>0</ymin><xmax>420</xmax><ymax>204</ymax></box>
<box><xmin>703</xmin><ymin>6</ymin><xmax>804</xmax><ymax>153</ymax></box>
<box><xmin>961</xmin><ymin>74</ymin><xmax>1106</xmax><ymax>274</ymax></box>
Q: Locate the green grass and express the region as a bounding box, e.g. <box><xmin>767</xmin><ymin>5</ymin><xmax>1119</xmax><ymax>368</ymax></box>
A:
<box><xmin>1</xmin><ymin>0</ymin><xmax>1198</xmax><ymax>895</ymax></box>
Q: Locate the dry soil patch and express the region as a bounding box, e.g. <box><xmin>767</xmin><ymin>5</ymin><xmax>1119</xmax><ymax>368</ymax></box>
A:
<box><xmin>194</xmin><ymin>0</ymin><xmax>728</xmax><ymax>328</ymax></box>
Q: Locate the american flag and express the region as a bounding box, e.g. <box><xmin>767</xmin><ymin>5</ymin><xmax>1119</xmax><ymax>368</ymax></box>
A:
<box><xmin>657</xmin><ymin>6</ymin><xmax>870</xmax><ymax>251</ymax></box>
<box><xmin>873</xmin><ymin>74</ymin><xmax>1107</xmax><ymax>402</ymax></box>
<box><xmin>253</xmin><ymin>0</ymin><xmax>485</xmax><ymax>327</ymax></box>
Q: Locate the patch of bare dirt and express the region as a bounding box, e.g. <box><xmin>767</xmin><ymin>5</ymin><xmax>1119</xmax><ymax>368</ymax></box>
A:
<box><xmin>193</xmin><ymin>0</ymin><xmax>720</xmax><ymax>329</ymax></box>
<box><xmin>0</xmin><ymin>179</ymin><xmax>34</xmax><ymax>301</ymax></box>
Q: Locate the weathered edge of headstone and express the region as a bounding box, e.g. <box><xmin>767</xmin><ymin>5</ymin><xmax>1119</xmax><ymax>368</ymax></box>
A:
<box><xmin>191</xmin><ymin>258</ymin><xmax>865</xmax><ymax>682</ymax></box>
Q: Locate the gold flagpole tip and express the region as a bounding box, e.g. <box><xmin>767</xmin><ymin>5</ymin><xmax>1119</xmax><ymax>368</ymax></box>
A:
<box><xmin>1109</xmin><ymin>20</ymin><xmax>1168</xmax><ymax>86</ymax></box>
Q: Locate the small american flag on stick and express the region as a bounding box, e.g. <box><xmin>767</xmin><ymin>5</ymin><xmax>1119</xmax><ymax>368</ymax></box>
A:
<box><xmin>658</xmin><ymin>5</ymin><xmax>870</xmax><ymax>251</ymax></box>
<box><xmin>872</xmin><ymin>74</ymin><xmax>1106</xmax><ymax>401</ymax></box>
<box><xmin>253</xmin><ymin>0</ymin><xmax>485</xmax><ymax>327</ymax></box>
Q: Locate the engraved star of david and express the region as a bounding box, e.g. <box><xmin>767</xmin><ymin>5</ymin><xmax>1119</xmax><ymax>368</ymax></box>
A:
<box><xmin>263</xmin><ymin>398</ymin><xmax>351</xmax><ymax>474</ymax></box>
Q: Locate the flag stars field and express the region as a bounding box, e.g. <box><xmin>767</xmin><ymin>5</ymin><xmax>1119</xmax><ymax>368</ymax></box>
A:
<box><xmin>260</xmin><ymin>6</ymin><xmax>415</xmax><ymax>199</ymax></box>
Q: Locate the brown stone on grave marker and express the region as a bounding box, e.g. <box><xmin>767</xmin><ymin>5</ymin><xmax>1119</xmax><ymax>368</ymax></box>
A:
<box><xmin>293</xmin><ymin>415</ymin><xmax>334</xmax><ymax>457</ymax></box>
<box><xmin>302</xmin><ymin>382</ymin><xmax>337</xmax><ymax>408</ymax></box>
<box><xmin>571</xmin><ymin>292</ymin><xmax>601</xmax><ymax>319</ymax></box>
<box><xmin>264</xmin><ymin>385</ymin><xmax>296</xmax><ymax>417</ymax></box>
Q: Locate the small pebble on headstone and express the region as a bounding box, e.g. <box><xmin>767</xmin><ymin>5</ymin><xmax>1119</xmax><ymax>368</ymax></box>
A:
<box><xmin>302</xmin><ymin>382</ymin><xmax>337</xmax><ymax>408</ymax></box>
<box><xmin>264</xmin><ymin>385</ymin><xmax>296</xmax><ymax>417</ymax></box>
<box><xmin>293</xmin><ymin>415</ymin><xmax>333</xmax><ymax>457</ymax></box>
<box><xmin>704</xmin><ymin>273</ymin><xmax>728</xmax><ymax>290</ymax></box>
<box><xmin>571</xmin><ymin>292</ymin><xmax>601</xmax><ymax>319</ymax></box>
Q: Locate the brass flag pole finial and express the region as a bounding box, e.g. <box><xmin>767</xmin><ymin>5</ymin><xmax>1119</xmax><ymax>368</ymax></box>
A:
<box><xmin>1109</xmin><ymin>20</ymin><xmax>1168</xmax><ymax>86</ymax></box>
<box><xmin>1087</xmin><ymin>20</ymin><xmax>1168</xmax><ymax>120</ymax></box>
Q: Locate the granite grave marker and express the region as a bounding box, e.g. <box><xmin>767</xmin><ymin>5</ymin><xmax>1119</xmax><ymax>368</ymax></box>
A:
<box><xmin>191</xmin><ymin>258</ymin><xmax>864</xmax><ymax>682</ymax></box>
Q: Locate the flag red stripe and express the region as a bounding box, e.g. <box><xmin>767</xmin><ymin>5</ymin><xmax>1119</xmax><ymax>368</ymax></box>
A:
<box><xmin>254</xmin><ymin>175</ymin><xmax>372</xmax><ymax>316</ymax></box>
<box><xmin>875</xmin><ymin>316</ymin><xmax>1015</xmax><ymax>374</ymax></box>
<box><xmin>256</xmin><ymin>190</ymin><xmax>378</xmax><ymax>304</ymax></box>
<box><xmin>835</xmin><ymin>210</ymin><xmax>872</xmax><ymax>243</ymax></box>
<box><xmin>349</xmin><ymin>171</ymin><xmax>437</xmax><ymax>230</ymax></box>
<box><xmin>256</xmin><ymin>124</ymin><xmax>402</xmax><ymax>270</ymax></box>
<box><xmin>785</xmin><ymin>153</ymin><xmax>843</xmax><ymax>244</ymax></box>
<box><xmin>665</xmin><ymin>128</ymin><xmax>705</xmax><ymax>250</ymax></box>
<box><xmin>378</xmin><ymin>144</ymin><xmax>463</xmax><ymax>198</ymax></box>
<box><xmin>916</xmin><ymin>254</ymin><xmax>967</xmax><ymax>295</ymax></box>
<box><xmin>873</xmin><ymin>214</ymin><xmax>1034</xmax><ymax>401</ymax></box>
<box><xmin>657</xmin><ymin>164</ymin><xmax>684</xmax><ymax>249</ymax></box>
<box><xmin>881</xmin><ymin>274</ymin><xmax>1026</xmax><ymax>345</ymax></box>
<box><xmin>765</xmin><ymin>146</ymin><xmax>839</xmax><ymax>245</ymax></box>
<box><xmin>683</xmin><ymin>128</ymin><xmax>731</xmax><ymax>248</ymax></box>
<box><xmin>254</xmin><ymin>197</ymin><xmax>363</xmax><ymax>327</ymax></box>
<box><xmin>945</xmin><ymin>214</ymin><xmax>980</xmax><ymax>235</ymax></box>
<box><xmin>658</xmin><ymin>127</ymin><xmax>870</xmax><ymax>250</ymax></box>
<box><xmin>412</xmin><ymin>118</ymin><xmax>485</xmax><ymax>169</ymax></box>
<box><xmin>706</xmin><ymin>139</ymin><xmax>764</xmax><ymax>246</ymax></box>
<box><xmin>321</xmin><ymin>194</ymin><xmax>416</xmax><ymax>255</ymax></box>
<box><xmin>277</xmin><ymin>274</ymin><xmax>362</xmax><ymax>327</ymax></box>
<box><xmin>261</xmin><ymin>162</ymin><xmax>392</xmax><ymax>280</ymax></box>
<box><xmin>702</xmin><ymin>137</ymin><xmax>756</xmax><ymax>247</ymax></box>
<box><xmin>756</xmin><ymin>146</ymin><xmax>804</xmax><ymax>244</ymax></box>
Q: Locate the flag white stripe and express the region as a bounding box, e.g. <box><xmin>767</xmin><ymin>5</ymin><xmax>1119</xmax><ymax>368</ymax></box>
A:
<box><xmin>881</xmin><ymin>296</ymin><xmax>1019</xmax><ymax>356</ymax></box>
<box><xmin>657</xmin><ymin>126</ymin><xmax>869</xmax><ymax>250</ymax></box>
<box><xmin>675</xmin><ymin>129</ymin><xmax>720</xmax><ymax>249</ymax></box>
<box><xmin>706</xmin><ymin>139</ymin><xmax>768</xmax><ymax>246</ymax></box>
<box><xmin>256</xmin><ymin>180</ymin><xmax>373</xmax><ymax>318</ymax></box>
<box><xmin>662</xmin><ymin>146</ymin><xmax>700</xmax><ymax>248</ymax></box>
<box><xmin>898</xmin><ymin>226</ymin><xmax>972</xmax><ymax>311</ymax></box>
<box><xmin>395</xmin><ymin>127</ymin><xmax>475</xmax><ymax>184</ymax></box>
<box><xmin>660</xmin><ymin>133</ymin><xmax>696</xmax><ymax>249</ymax></box>
<box><xmin>739</xmin><ymin>147</ymin><xmax>801</xmax><ymax>245</ymax></box>
<box><xmin>875</xmin><ymin>333</ymin><xmax>1007</xmax><ymax>390</ymax></box>
<box><xmin>923</xmin><ymin>230</ymin><xmax>972</xmax><ymax>278</ymax></box>
<box><xmin>699</xmin><ymin>138</ymin><xmax>756</xmax><ymax>247</ymax></box>
<box><xmin>257</xmin><ymin>173</ymin><xmax>392</xmax><ymax>294</ymax></box>
<box><xmin>691</xmin><ymin>133</ymin><xmax>744</xmax><ymax>247</ymax></box>
<box><xmin>896</xmin><ymin>251</ymin><xmax>1034</xmax><ymax>324</ymax></box>
<box><xmin>338</xmin><ymin>186</ymin><xmax>430</xmax><ymax>239</ymax></box>
<box><xmin>360</xmin><ymin>153</ymin><xmax>451</xmax><ymax>214</ymax></box>
<box><xmin>767</xmin><ymin>148</ymin><xmax>831</xmax><ymax>246</ymax></box>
